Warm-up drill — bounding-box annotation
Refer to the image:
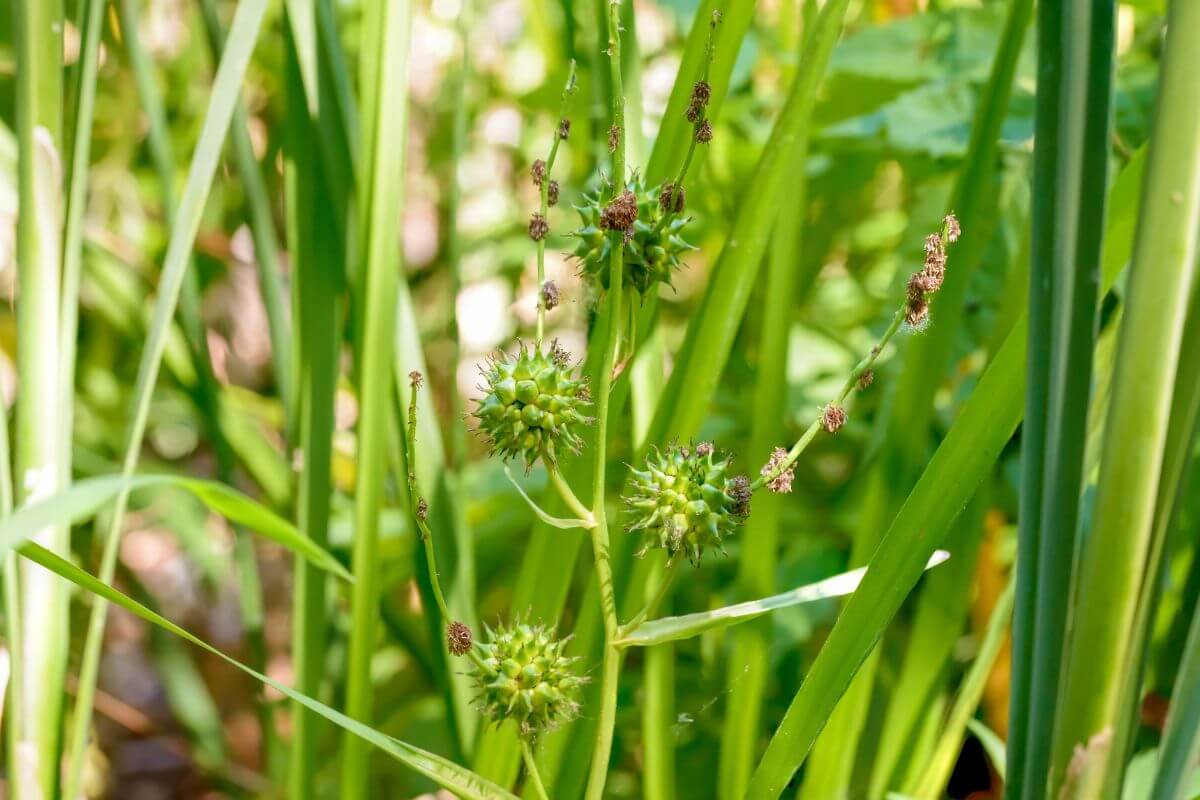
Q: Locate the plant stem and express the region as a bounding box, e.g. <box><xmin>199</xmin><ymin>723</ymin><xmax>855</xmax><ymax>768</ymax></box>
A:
<box><xmin>622</xmin><ymin>555</ymin><xmax>682</xmax><ymax>636</ymax></box>
<box><xmin>10</xmin><ymin>0</ymin><xmax>66</xmax><ymax>795</ymax></box>
<box><xmin>1049</xmin><ymin>0</ymin><xmax>1200</xmax><ymax>791</ymax></box>
<box><xmin>522</xmin><ymin>740</ymin><xmax>551</xmax><ymax>800</ymax></box>
<box><xmin>751</xmin><ymin>309</ymin><xmax>903</xmax><ymax>493</ymax></box>
<box><xmin>584</xmin><ymin>5</ymin><xmax>627</xmax><ymax>798</ymax></box>
<box><xmin>548</xmin><ymin>464</ymin><xmax>596</xmax><ymax>525</ymax></box>
<box><xmin>405</xmin><ymin>378</ymin><xmax>452</xmax><ymax>622</ymax></box>
<box><xmin>536</xmin><ymin>62</ymin><xmax>577</xmax><ymax>343</ymax></box>
<box><xmin>341</xmin><ymin>0</ymin><xmax>412</xmax><ymax>792</ymax></box>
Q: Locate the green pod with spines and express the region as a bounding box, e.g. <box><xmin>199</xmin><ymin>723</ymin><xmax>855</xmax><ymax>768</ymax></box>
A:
<box><xmin>471</xmin><ymin>621</ymin><xmax>586</xmax><ymax>739</ymax></box>
<box><xmin>572</xmin><ymin>178</ymin><xmax>696</xmax><ymax>294</ymax></box>
<box><xmin>624</xmin><ymin>442</ymin><xmax>751</xmax><ymax>564</ymax></box>
<box><xmin>473</xmin><ymin>342</ymin><xmax>593</xmax><ymax>467</ymax></box>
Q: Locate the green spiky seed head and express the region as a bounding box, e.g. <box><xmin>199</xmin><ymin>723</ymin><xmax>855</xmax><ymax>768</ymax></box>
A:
<box><xmin>624</xmin><ymin>442</ymin><xmax>749</xmax><ymax>564</ymax></box>
<box><xmin>472</xmin><ymin>622</ymin><xmax>585</xmax><ymax>739</ymax></box>
<box><xmin>473</xmin><ymin>343</ymin><xmax>592</xmax><ymax>466</ymax></box>
<box><xmin>572</xmin><ymin>179</ymin><xmax>696</xmax><ymax>294</ymax></box>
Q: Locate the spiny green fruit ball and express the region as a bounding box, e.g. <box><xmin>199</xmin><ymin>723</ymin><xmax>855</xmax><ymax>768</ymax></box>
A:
<box><xmin>473</xmin><ymin>343</ymin><xmax>592</xmax><ymax>467</ymax></box>
<box><xmin>471</xmin><ymin>622</ymin><xmax>585</xmax><ymax>739</ymax></box>
<box><xmin>572</xmin><ymin>179</ymin><xmax>696</xmax><ymax>294</ymax></box>
<box><xmin>624</xmin><ymin>442</ymin><xmax>751</xmax><ymax>565</ymax></box>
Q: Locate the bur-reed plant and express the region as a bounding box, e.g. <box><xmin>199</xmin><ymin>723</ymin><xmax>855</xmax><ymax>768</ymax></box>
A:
<box><xmin>2</xmin><ymin>2</ymin><xmax>1198</xmax><ymax>799</ymax></box>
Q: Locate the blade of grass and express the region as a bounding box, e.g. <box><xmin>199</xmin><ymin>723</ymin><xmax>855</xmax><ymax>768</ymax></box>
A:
<box><xmin>802</xmin><ymin>3</ymin><xmax>1033</xmax><ymax>794</ymax></box>
<box><xmin>1049</xmin><ymin>0</ymin><xmax>1200</xmax><ymax>791</ymax></box>
<box><xmin>617</xmin><ymin>552</ymin><xmax>951</xmax><ymax>648</ymax></box>
<box><xmin>17</xmin><ymin>542</ymin><xmax>520</xmax><ymax>800</ymax></box>
<box><xmin>642</xmin><ymin>0</ymin><xmax>850</xmax><ymax>449</ymax></box>
<box><xmin>1015</xmin><ymin>5</ymin><xmax>1116</xmax><ymax>798</ymax></box>
<box><xmin>340</xmin><ymin>0</ymin><xmax>412</xmax><ymax>792</ymax></box>
<box><xmin>284</xmin><ymin>4</ymin><xmax>344</xmax><ymax>791</ymax></box>
<box><xmin>61</xmin><ymin>0</ymin><xmax>271</xmax><ymax>791</ymax></box>
<box><xmin>744</xmin><ymin>146</ymin><xmax>1149</xmax><ymax>800</ymax></box>
<box><xmin>197</xmin><ymin>0</ymin><xmax>293</xmax><ymax>421</ymax></box>
<box><xmin>8</xmin><ymin>0</ymin><xmax>66</xmax><ymax>795</ymax></box>
<box><xmin>911</xmin><ymin>576</ymin><xmax>1015</xmax><ymax>800</ymax></box>
<box><xmin>1152</xmin><ymin>588</ymin><xmax>1200</xmax><ymax>800</ymax></box>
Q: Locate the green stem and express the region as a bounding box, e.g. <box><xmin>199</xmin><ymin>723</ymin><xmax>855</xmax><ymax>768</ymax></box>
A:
<box><xmin>536</xmin><ymin>62</ymin><xmax>577</xmax><ymax>343</ymax></box>
<box><xmin>406</xmin><ymin>377</ymin><xmax>452</xmax><ymax>622</ymax></box>
<box><xmin>621</xmin><ymin>555</ymin><xmax>682</xmax><ymax>636</ymax></box>
<box><xmin>1049</xmin><ymin>0</ymin><xmax>1200</xmax><ymax>792</ymax></box>
<box><xmin>522</xmin><ymin>741</ymin><xmax>551</xmax><ymax>800</ymax></box>
<box><xmin>547</xmin><ymin>463</ymin><xmax>596</xmax><ymax>526</ymax></box>
<box><xmin>751</xmin><ymin>308</ymin><xmax>904</xmax><ymax>492</ymax></box>
<box><xmin>10</xmin><ymin>0</ymin><xmax>66</xmax><ymax>795</ymax></box>
<box><xmin>445</xmin><ymin>0</ymin><xmax>470</xmax><ymax>469</ymax></box>
<box><xmin>584</xmin><ymin>6</ymin><xmax>627</xmax><ymax>797</ymax></box>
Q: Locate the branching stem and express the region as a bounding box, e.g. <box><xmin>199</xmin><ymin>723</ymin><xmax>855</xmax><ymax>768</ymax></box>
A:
<box><xmin>536</xmin><ymin>62</ymin><xmax>578</xmax><ymax>343</ymax></box>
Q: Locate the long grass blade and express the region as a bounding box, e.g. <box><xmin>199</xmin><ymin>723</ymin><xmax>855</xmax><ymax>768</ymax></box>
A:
<box><xmin>1049</xmin><ymin>0</ymin><xmax>1200</xmax><ymax>790</ymax></box>
<box><xmin>17</xmin><ymin>542</ymin><xmax>520</xmax><ymax>800</ymax></box>
<box><xmin>744</xmin><ymin>146</ymin><xmax>1149</xmax><ymax>800</ymax></box>
<box><xmin>616</xmin><ymin>551</ymin><xmax>950</xmax><ymax>648</ymax></box>
<box><xmin>340</xmin><ymin>0</ymin><xmax>412</xmax><ymax>792</ymax></box>
<box><xmin>8</xmin><ymin>0</ymin><xmax>66</xmax><ymax>794</ymax></box>
<box><xmin>60</xmin><ymin>0</ymin><xmax>271</xmax><ymax>789</ymax></box>
<box><xmin>1152</xmin><ymin>592</ymin><xmax>1200</xmax><ymax>800</ymax></box>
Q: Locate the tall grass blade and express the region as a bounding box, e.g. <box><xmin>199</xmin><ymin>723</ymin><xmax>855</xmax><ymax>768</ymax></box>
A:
<box><xmin>340</xmin><ymin>0</ymin><xmax>412</xmax><ymax>792</ymax></box>
<box><xmin>60</xmin><ymin>0</ymin><xmax>271</xmax><ymax>789</ymax></box>
<box><xmin>8</xmin><ymin>0</ymin><xmax>66</xmax><ymax>794</ymax></box>
<box><xmin>744</xmin><ymin>147</ymin><xmax>1149</xmax><ymax>799</ymax></box>
<box><xmin>284</xmin><ymin>3</ymin><xmax>345</xmax><ymax>793</ymax></box>
<box><xmin>16</xmin><ymin>542</ymin><xmax>520</xmax><ymax>800</ymax></box>
<box><xmin>1152</xmin><ymin>595</ymin><xmax>1200</xmax><ymax>800</ymax></box>
<box><xmin>1050</xmin><ymin>0</ymin><xmax>1200</xmax><ymax>790</ymax></box>
<box><xmin>802</xmin><ymin>2</ymin><xmax>1033</xmax><ymax>793</ymax></box>
<box><xmin>911</xmin><ymin>577</ymin><xmax>1015</xmax><ymax>800</ymax></box>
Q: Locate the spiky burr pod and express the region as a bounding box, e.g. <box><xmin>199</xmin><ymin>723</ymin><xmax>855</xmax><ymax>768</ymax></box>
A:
<box><xmin>471</xmin><ymin>621</ymin><xmax>585</xmax><ymax>739</ymax></box>
<box><xmin>572</xmin><ymin>178</ymin><xmax>697</xmax><ymax>294</ymax></box>
<box><xmin>624</xmin><ymin>442</ymin><xmax>750</xmax><ymax>565</ymax></box>
<box><xmin>473</xmin><ymin>343</ymin><xmax>593</xmax><ymax>467</ymax></box>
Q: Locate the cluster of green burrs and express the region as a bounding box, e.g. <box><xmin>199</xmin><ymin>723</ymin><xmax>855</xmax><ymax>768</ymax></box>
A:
<box><xmin>624</xmin><ymin>442</ymin><xmax>751</xmax><ymax>565</ymax></box>
<box><xmin>471</xmin><ymin>621</ymin><xmax>585</xmax><ymax>739</ymax></box>
<box><xmin>572</xmin><ymin>178</ymin><xmax>696</xmax><ymax>294</ymax></box>
<box><xmin>473</xmin><ymin>342</ymin><xmax>592</xmax><ymax>467</ymax></box>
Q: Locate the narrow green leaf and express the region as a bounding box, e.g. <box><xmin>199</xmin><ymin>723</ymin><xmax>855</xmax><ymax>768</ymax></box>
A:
<box><xmin>967</xmin><ymin>719</ymin><xmax>1007</xmax><ymax>783</ymax></box>
<box><xmin>16</xmin><ymin>543</ymin><xmax>518</xmax><ymax>800</ymax></box>
<box><xmin>1051</xmin><ymin>0</ymin><xmax>1200</xmax><ymax>790</ymax></box>
<box><xmin>0</xmin><ymin>475</ymin><xmax>350</xmax><ymax>581</ymax></box>
<box><xmin>616</xmin><ymin>552</ymin><xmax>951</xmax><ymax>648</ymax></box>
<box><xmin>745</xmin><ymin>147</ymin><xmax>1149</xmax><ymax>799</ymax></box>
<box><xmin>1152</xmin><ymin>598</ymin><xmax>1200</xmax><ymax>800</ymax></box>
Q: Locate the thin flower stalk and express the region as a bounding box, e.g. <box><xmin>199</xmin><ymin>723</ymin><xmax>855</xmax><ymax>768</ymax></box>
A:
<box><xmin>533</xmin><ymin>62</ymin><xmax>578</xmax><ymax>342</ymax></box>
<box><xmin>753</xmin><ymin>215</ymin><xmax>960</xmax><ymax>493</ymax></box>
<box><xmin>584</xmin><ymin>3</ymin><xmax>628</xmax><ymax>797</ymax></box>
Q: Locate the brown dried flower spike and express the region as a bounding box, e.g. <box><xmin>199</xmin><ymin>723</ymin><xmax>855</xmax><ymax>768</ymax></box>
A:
<box><xmin>529</xmin><ymin>212</ymin><xmax>550</xmax><ymax>241</ymax></box>
<box><xmin>557</xmin><ymin>118</ymin><xmax>571</xmax><ymax>140</ymax></box>
<box><xmin>761</xmin><ymin>447</ymin><xmax>794</xmax><ymax>494</ymax></box>
<box><xmin>600</xmin><ymin>190</ymin><xmax>639</xmax><ymax>234</ymax></box>
<box><xmin>608</xmin><ymin>124</ymin><xmax>621</xmax><ymax>153</ymax></box>
<box><xmin>446</xmin><ymin>620</ymin><xmax>473</xmax><ymax>656</ymax></box>
<box><xmin>696</xmin><ymin>119</ymin><xmax>714</xmax><ymax>144</ymax></box>
<box><xmin>904</xmin><ymin>215</ymin><xmax>961</xmax><ymax>328</ymax></box>
<box><xmin>659</xmin><ymin>181</ymin><xmax>685</xmax><ymax>214</ymax></box>
<box><xmin>531</xmin><ymin>159</ymin><xmax>547</xmax><ymax>186</ymax></box>
<box><xmin>822</xmin><ymin>404</ymin><xmax>846</xmax><ymax>434</ymax></box>
<box><xmin>541</xmin><ymin>280</ymin><xmax>560</xmax><ymax>311</ymax></box>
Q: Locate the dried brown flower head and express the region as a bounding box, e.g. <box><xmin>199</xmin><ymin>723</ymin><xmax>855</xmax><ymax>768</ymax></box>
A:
<box><xmin>822</xmin><ymin>404</ymin><xmax>846</xmax><ymax>434</ymax></box>
<box><xmin>857</xmin><ymin>369</ymin><xmax>874</xmax><ymax>390</ymax></box>
<box><xmin>528</xmin><ymin>212</ymin><xmax>550</xmax><ymax>241</ymax></box>
<box><xmin>686</xmin><ymin>103</ymin><xmax>701</xmax><ymax>123</ymax></box>
<box><xmin>550</xmin><ymin>338</ymin><xmax>572</xmax><ymax>368</ymax></box>
<box><xmin>728</xmin><ymin>474</ymin><xmax>752</xmax><ymax>517</ymax></box>
<box><xmin>531</xmin><ymin>159</ymin><xmax>547</xmax><ymax>187</ymax></box>
<box><xmin>409</xmin><ymin>370</ymin><xmax>423</xmax><ymax>388</ymax></box>
<box><xmin>695</xmin><ymin>441</ymin><xmax>714</xmax><ymax>458</ymax></box>
<box><xmin>696</xmin><ymin>119</ymin><xmax>714</xmax><ymax>144</ymax></box>
<box><xmin>608</xmin><ymin>125</ymin><xmax>621</xmax><ymax>153</ymax></box>
<box><xmin>557</xmin><ymin>118</ymin><xmax>571</xmax><ymax>140</ymax></box>
<box><xmin>600</xmin><ymin>190</ymin><xmax>639</xmax><ymax>233</ymax></box>
<box><xmin>417</xmin><ymin>497</ymin><xmax>429</xmax><ymax>520</ymax></box>
<box><xmin>761</xmin><ymin>447</ymin><xmax>794</xmax><ymax>494</ymax></box>
<box><xmin>943</xmin><ymin>212</ymin><xmax>961</xmax><ymax>243</ymax></box>
<box><xmin>446</xmin><ymin>620</ymin><xmax>473</xmax><ymax>656</ymax></box>
<box><xmin>658</xmin><ymin>181</ymin><xmax>686</xmax><ymax>214</ymax></box>
<box><xmin>542</xmin><ymin>280</ymin><xmax>561</xmax><ymax>311</ymax></box>
<box><xmin>905</xmin><ymin>297</ymin><xmax>929</xmax><ymax>327</ymax></box>
<box><xmin>691</xmin><ymin>80</ymin><xmax>712</xmax><ymax>109</ymax></box>
<box><xmin>547</xmin><ymin>179</ymin><xmax>560</xmax><ymax>207</ymax></box>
